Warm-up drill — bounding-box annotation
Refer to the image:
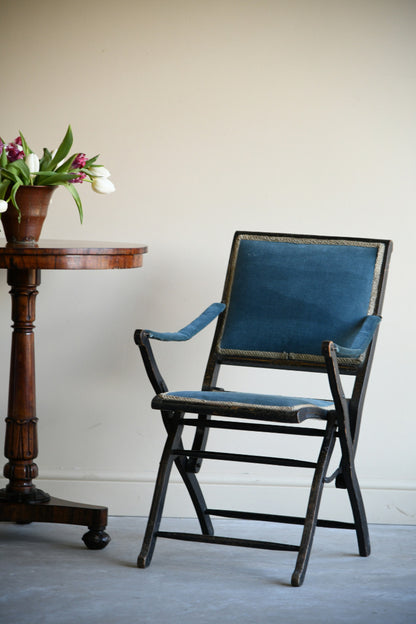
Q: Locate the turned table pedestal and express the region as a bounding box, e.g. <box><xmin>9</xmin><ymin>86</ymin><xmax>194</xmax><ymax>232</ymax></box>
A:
<box><xmin>0</xmin><ymin>241</ymin><xmax>147</xmax><ymax>548</ymax></box>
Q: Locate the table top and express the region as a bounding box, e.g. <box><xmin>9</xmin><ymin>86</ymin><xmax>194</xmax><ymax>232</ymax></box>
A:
<box><xmin>0</xmin><ymin>240</ymin><xmax>148</xmax><ymax>270</ymax></box>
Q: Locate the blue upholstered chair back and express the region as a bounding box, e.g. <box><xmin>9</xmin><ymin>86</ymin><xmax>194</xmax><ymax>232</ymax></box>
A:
<box><xmin>215</xmin><ymin>233</ymin><xmax>386</xmax><ymax>369</ymax></box>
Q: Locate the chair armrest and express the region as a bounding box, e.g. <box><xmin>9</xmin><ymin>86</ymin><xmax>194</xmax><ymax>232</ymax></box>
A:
<box><xmin>144</xmin><ymin>302</ymin><xmax>226</xmax><ymax>341</ymax></box>
<box><xmin>331</xmin><ymin>315</ymin><xmax>381</xmax><ymax>358</ymax></box>
<box><xmin>134</xmin><ymin>303</ymin><xmax>225</xmax><ymax>395</ymax></box>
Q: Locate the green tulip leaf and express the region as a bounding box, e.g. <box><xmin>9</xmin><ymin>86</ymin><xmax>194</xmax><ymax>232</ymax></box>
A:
<box><xmin>10</xmin><ymin>180</ymin><xmax>23</xmax><ymax>218</ymax></box>
<box><xmin>0</xmin><ymin>168</ymin><xmax>17</xmax><ymax>183</ymax></box>
<box><xmin>0</xmin><ymin>141</ymin><xmax>7</xmax><ymax>168</ymax></box>
<box><xmin>48</xmin><ymin>125</ymin><xmax>73</xmax><ymax>171</ymax></box>
<box><xmin>7</xmin><ymin>160</ymin><xmax>31</xmax><ymax>185</ymax></box>
<box><xmin>0</xmin><ymin>179</ymin><xmax>10</xmax><ymax>199</ymax></box>
<box><xmin>85</xmin><ymin>154</ymin><xmax>99</xmax><ymax>168</ymax></box>
<box><xmin>55</xmin><ymin>154</ymin><xmax>77</xmax><ymax>173</ymax></box>
<box><xmin>18</xmin><ymin>131</ymin><xmax>31</xmax><ymax>156</ymax></box>
<box><xmin>39</xmin><ymin>147</ymin><xmax>53</xmax><ymax>171</ymax></box>
<box><xmin>65</xmin><ymin>183</ymin><xmax>83</xmax><ymax>223</ymax></box>
<box><xmin>35</xmin><ymin>171</ymin><xmax>77</xmax><ymax>185</ymax></box>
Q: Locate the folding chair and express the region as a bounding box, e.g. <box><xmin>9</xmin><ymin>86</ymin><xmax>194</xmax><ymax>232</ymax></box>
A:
<box><xmin>134</xmin><ymin>231</ymin><xmax>392</xmax><ymax>586</ymax></box>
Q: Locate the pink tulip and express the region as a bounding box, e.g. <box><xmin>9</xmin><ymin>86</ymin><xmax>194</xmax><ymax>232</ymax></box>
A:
<box><xmin>6</xmin><ymin>137</ymin><xmax>24</xmax><ymax>162</ymax></box>
<box><xmin>71</xmin><ymin>153</ymin><xmax>87</xmax><ymax>169</ymax></box>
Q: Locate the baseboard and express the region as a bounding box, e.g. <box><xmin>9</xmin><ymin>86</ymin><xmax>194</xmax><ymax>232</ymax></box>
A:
<box><xmin>3</xmin><ymin>471</ymin><xmax>414</xmax><ymax>525</ymax></box>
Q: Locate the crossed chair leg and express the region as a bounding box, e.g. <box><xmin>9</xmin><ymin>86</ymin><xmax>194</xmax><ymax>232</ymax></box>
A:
<box><xmin>137</xmin><ymin>410</ymin><xmax>369</xmax><ymax>587</ymax></box>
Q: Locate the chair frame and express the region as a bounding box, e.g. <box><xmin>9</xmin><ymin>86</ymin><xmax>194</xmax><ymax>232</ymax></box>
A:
<box><xmin>135</xmin><ymin>231</ymin><xmax>392</xmax><ymax>586</ymax></box>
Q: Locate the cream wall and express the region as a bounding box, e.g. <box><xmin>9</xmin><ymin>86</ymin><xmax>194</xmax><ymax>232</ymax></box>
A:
<box><xmin>0</xmin><ymin>0</ymin><xmax>415</xmax><ymax>524</ymax></box>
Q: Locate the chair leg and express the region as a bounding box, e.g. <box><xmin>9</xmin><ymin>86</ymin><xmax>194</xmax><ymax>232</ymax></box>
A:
<box><xmin>322</xmin><ymin>340</ymin><xmax>371</xmax><ymax>558</ymax></box>
<box><xmin>186</xmin><ymin>414</ymin><xmax>211</xmax><ymax>473</ymax></box>
<box><xmin>174</xmin><ymin>455</ymin><xmax>214</xmax><ymax>536</ymax></box>
<box><xmin>137</xmin><ymin>421</ymin><xmax>184</xmax><ymax>568</ymax></box>
<box><xmin>338</xmin><ymin>435</ymin><xmax>370</xmax><ymax>557</ymax></box>
<box><xmin>291</xmin><ymin>419</ymin><xmax>337</xmax><ymax>587</ymax></box>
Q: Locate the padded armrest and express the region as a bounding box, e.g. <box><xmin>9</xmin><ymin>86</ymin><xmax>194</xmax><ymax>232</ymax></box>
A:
<box><xmin>332</xmin><ymin>315</ymin><xmax>381</xmax><ymax>358</ymax></box>
<box><xmin>145</xmin><ymin>302</ymin><xmax>226</xmax><ymax>341</ymax></box>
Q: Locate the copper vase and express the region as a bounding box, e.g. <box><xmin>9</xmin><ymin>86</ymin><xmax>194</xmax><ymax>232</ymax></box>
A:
<box><xmin>1</xmin><ymin>185</ymin><xmax>57</xmax><ymax>245</ymax></box>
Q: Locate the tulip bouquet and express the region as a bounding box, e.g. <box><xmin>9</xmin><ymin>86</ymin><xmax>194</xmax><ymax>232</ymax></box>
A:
<box><xmin>0</xmin><ymin>125</ymin><xmax>115</xmax><ymax>222</ymax></box>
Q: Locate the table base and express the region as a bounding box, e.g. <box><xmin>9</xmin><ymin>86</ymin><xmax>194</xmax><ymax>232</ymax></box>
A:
<box><xmin>0</xmin><ymin>492</ymin><xmax>110</xmax><ymax>549</ymax></box>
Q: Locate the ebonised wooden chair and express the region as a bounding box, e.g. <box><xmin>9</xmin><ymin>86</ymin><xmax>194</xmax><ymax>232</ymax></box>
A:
<box><xmin>134</xmin><ymin>231</ymin><xmax>392</xmax><ymax>586</ymax></box>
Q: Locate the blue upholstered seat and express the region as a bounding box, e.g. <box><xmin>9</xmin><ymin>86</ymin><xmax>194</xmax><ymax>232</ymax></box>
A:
<box><xmin>152</xmin><ymin>390</ymin><xmax>334</xmax><ymax>423</ymax></box>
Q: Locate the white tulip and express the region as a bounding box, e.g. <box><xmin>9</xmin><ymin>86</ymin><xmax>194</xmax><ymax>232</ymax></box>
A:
<box><xmin>25</xmin><ymin>152</ymin><xmax>40</xmax><ymax>174</ymax></box>
<box><xmin>0</xmin><ymin>199</ymin><xmax>8</xmax><ymax>213</ymax></box>
<box><xmin>87</xmin><ymin>166</ymin><xmax>111</xmax><ymax>178</ymax></box>
<box><xmin>91</xmin><ymin>177</ymin><xmax>116</xmax><ymax>194</ymax></box>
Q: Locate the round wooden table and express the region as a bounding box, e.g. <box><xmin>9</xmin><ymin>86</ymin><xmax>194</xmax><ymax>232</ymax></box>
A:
<box><xmin>0</xmin><ymin>240</ymin><xmax>147</xmax><ymax>549</ymax></box>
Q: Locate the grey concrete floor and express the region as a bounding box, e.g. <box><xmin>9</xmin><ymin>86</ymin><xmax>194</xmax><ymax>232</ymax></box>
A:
<box><xmin>0</xmin><ymin>517</ymin><xmax>415</xmax><ymax>624</ymax></box>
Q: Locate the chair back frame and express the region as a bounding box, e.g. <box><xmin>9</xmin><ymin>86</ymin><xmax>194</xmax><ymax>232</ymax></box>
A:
<box><xmin>203</xmin><ymin>232</ymin><xmax>391</xmax><ymax>386</ymax></box>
